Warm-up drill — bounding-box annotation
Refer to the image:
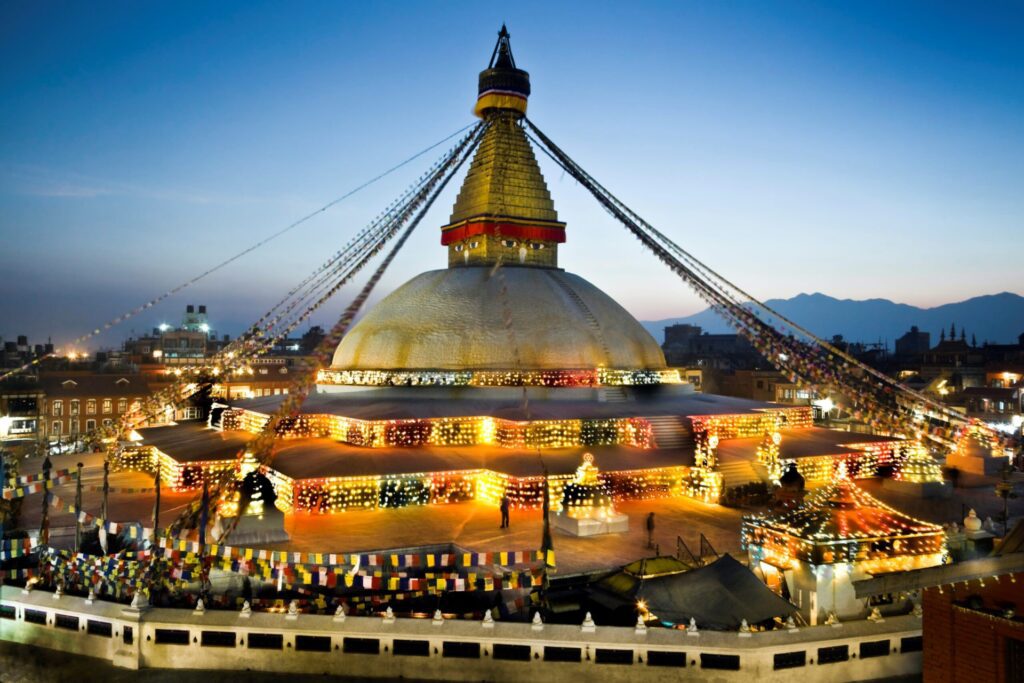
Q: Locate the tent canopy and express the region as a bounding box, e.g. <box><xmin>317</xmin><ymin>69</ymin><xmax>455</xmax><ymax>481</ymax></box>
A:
<box><xmin>592</xmin><ymin>553</ymin><xmax>795</xmax><ymax>630</ymax></box>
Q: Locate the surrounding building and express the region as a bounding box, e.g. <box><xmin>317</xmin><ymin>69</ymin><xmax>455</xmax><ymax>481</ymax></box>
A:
<box><xmin>716</xmin><ymin>370</ymin><xmax>812</xmax><ymax>406</ymax></box>
<box><xmin>662</xmin><ymin>324</ymin><xmax>760</xmax><ymax>369</ymax></box>
<box><xmin>36</xmin><ymin>373</ymin><xmax>152</xmax><ymax>442</ymax></box>
<box><xmin>895</xmin><ymin>325</ymin><xmax>931</xmax><ymax>357</ymax></box>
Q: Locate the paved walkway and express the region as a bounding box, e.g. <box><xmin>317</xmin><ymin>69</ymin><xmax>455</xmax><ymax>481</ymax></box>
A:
<box><xmin>11</xmin><ymin>450</ymin><xmax>1024</xmax><ymax>575</ymax></box>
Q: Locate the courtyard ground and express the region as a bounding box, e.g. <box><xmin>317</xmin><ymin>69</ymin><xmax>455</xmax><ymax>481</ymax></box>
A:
<box><xmin>10</xmin><ymin>449</ymin><xmax>1024</xmax><ymax>575</ymax></box>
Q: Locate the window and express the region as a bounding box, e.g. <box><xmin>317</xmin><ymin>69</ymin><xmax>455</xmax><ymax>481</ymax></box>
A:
<box><xmin>295</xmin><ymin>635</ymin><xmax>331</xmax><ymax>652</ymax></box>
<box><xmin>700</xmin><ymin>654</ymin><xmax>740</xmax><ymax>670</ymax></box>
<box><xmin>544</xmin><ymin>646</ymin><xmax>581</xmax><ymax>662</ymax></box>
<box><xmin>52</xmin><ymin>400</ymin><xmax>63</xmax><ymax>416</ymax></box>
<box><xmin>55</xmin><ymin>614</ymin><xmax>79</xmax><ymax>631</ymax></box>
<box><xmin>154</xmin><ymin>629</ymin><xmax>190</xmax><ymax>645</ymax></box>
<box><xmin>70</xmin><ymin>419</ymin><xmax>79</xmax><ymax>435</ymax></box>
<box><xmin>102</xmin><ymin>419</ymin><xmax>112</xmax><ymax>428</ymax></box>
<box><xmin>24</xmin><ymin>609</ymin><xmax>47</xmax><ymax>625</ymax></box>
<box><xmin>392</xmin><ymin>639</ymin><xmax>430</xmax><ymax>657</ymax></box>
<box><xmin>102</xmin><ymin>399</ymin><xmax>112</xmax><ymax>414</ymax></box>
<box><xmin>442</xmin><ymin>641</ymin><xmax>480</xmax><ymax>659</ymax></box>
<box><xmin>647</xmin><ymin>650</ymin><xmax>686</xmax><ymax>667</ymax></box>
<box><xmin>247</xmin><ymin>633</ymin><xmax>283</xmax><ymax>650</ymax></box>
<box><xmin>818</xmin><ymin>645</ymin><xmax>849</xmax><ymax>664</ymax></box>
<box><xmin>52</xmin><ymin>421</ymin><xmax>62</xmax><ymax>436</ymax></box>
<box><xmin>70</xmin><ymin>400</ymin><xmax>80</xmax><ymax>416</ymax></box>
<box><xmin>595</xmin><ymin>649</ymin><xmax>634</xmax><ymax>665</ymax></box>
<box><xmin>774</xmin><ymin>651</ymin><xmax>806</xmax><ymax>669</ymax></box>
<box><xmin>117</xmin><ymin>399</ymin><xmax>127</xmax><ymax>412</ymax></box>
<box><xmin>201</xmin><ymin>631</ymin><xmax>236</xmax><ymax>647</ymax></box>
<box><xmin>86</xmin><ymin>399</ymin><xmax>97</xmax><ymax>415</ymax></box>
<box><xmin>492</xmin><ymin>644</ymin><xmax>531</xmax><ymax>661</ymax></box>
<box><xmin>86</xmin><ymin>419</ymin><xmax>96</xmax><ymax>431</ymax></box>
<box><xmin>343</xmin><ymin>637</ymin><xmax>380</xmax><ymax>655</ymax></box>
<box><xmin>87</xmin><ymin>620</ymin><xmax>112</xmax><ymax>637</ymax></box>
<box><xmin>860</xmin><ymin>640</ymin><xmax>891</xmax><ymax>658</ymax></box>
<box><xmin>900</xmin><ymin>636</ymin><xmax>923</xmax><ymax>653</ymax></box>
<box><xmin>756</xmin><ymin>381</ymin><xmax>764</xmax><ymax>390</ymax></box>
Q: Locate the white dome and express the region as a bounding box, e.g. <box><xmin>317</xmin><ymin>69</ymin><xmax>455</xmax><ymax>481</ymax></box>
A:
<box><xmin>331</xmin><ymin>267</ymin><xmax>666</xmax><ymax>371</ymax></box>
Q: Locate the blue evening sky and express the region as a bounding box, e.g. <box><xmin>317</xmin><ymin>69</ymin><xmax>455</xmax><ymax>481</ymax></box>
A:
<box><xmin>1</xmin><ymin>1</ymin><xmax>1021</xmax><ymax>348</ymax></box>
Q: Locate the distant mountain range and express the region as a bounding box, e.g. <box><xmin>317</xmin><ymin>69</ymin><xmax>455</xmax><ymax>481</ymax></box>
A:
<box><xmin>641</xmin><ymin>292</ymin><xmax>1024</xmax><ymax>347</ymax></box>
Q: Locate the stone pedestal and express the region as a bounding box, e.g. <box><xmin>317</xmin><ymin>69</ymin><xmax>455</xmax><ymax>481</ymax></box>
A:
<box><xmin>881</xmin><ymin>478</ymin><xmax>951</xmax><ymax>498</ymax></box>
<box><xmin>945</xmin><ymin>451</ymin><xmax>1006</xmax><ymax>476</ymax></box>
<box><xmin>222</xmin><ymin>508</ymin><xmax>290</xmax><ymax>545</ymax></box>
<box><xmin>549</xmin><ymin>511</ymin><xmax>629</xmax><ymax>537</ymax></box>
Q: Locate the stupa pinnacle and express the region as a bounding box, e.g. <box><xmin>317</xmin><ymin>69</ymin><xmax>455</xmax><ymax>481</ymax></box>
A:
<box><xmin>442</xmin><ymin>26</ymin><xmax>566</xmax><ymax>269</ymax></box>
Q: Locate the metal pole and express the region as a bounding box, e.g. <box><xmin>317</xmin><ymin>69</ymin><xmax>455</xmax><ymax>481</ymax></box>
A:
<box><xmin>199</xmin><ymin>475</ymin><xmax>210</xmax><ymax>602</ymax></box>
<box><xmin>74</xmin><ymin>462</ymin><xmax>83</xmax><ymax>552</ymax></box>
<box><xmin>39</xmin><ymin>454</ymin><xmax>52</xmax><ymax>546</ymax></box>
<box><xmin>101</xmin><ymin>459</ymin><xmax>109</xmax><ymax>521</ymax></box>
<box><xmin>199</xmin><ymin>476</ymin><xmax>209</xmax><ymax>546</ymax></box>
<box><xmin>0</xmin><ymin>447</ymin><xmax>6</xmax><ymax>540</ymax></box>
<box><xmin>152</xmin><ymin>463</ymin><xmax>161</xmax><ymax>545</ymax></box>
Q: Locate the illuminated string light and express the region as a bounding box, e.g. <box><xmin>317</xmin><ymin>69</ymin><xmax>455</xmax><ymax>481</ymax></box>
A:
<box><xmin>742</xmin><ymin>469</ymin><xmax>946</xmax><ymax>572</ymax></box>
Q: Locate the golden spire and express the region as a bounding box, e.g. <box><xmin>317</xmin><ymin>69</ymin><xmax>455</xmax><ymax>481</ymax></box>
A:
<box><xmin>442</xmin><ymin>26</ymin><xmax>565</xmax><ymax>269</ymax></box>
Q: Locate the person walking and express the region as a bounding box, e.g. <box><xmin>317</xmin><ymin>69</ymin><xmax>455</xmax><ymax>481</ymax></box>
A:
<box><xmin>500</xmin><ymin>494</ymin><xmax>511</xmax><ymax>529</ymax></box>
<box><xmin>646</xmin><ymin>512</ymin><xmax>655</xmax><ymax>549</ymax></box>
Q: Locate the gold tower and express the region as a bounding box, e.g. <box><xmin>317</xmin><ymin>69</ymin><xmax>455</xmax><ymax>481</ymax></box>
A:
<box><xmin>441</xmin><ymin>26</ymin><xmax>566</xmax><ymax>269</ymax></box>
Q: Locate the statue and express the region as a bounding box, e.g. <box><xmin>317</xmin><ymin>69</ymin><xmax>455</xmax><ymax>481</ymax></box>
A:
<box><xmin>550</xmin><ymin>453</ymin><xmax>629</xmax><ymax>536</ymax></box>
<box><xmin>221</xmin><ymin>470</ymin><xmax>289</xmax><ymax>545</ymax></box>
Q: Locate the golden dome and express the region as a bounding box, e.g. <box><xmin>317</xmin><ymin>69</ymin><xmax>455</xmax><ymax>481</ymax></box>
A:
<box><xmin>331</xmin><ymin>267</ymin><xmax>666</xmax><ymax>371</ymax></box>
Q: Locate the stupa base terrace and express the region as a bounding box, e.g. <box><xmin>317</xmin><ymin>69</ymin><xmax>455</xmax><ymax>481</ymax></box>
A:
<box><xmin>118</xmin><ymin>385</ymin><xmax>918</xmax><ymax>514</ymax></box>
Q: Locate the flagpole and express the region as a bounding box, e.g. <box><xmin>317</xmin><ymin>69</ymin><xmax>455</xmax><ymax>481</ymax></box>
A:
<box><xmin>152</xmin><ymin>463</ymin><xmax>161</xmax><ymax>545</ymax></box>
<box><xmin>39</xmin><ymin>454</ymin><xmax>52</xmax><ymax>547</ymax></box>
<box><xmin>199</xmin><ymin>476</ymin><xmax>210</xmax><ymax>602</ymax></box>
<box><xmin>101</xmin><ymin>458</ymin><xmax>109</xmax><ymax>521</ymax></box>
<box><xmin>74</xmin><ymin>462</ymin><xmax>83</xmax><ymax>552</ymax></box>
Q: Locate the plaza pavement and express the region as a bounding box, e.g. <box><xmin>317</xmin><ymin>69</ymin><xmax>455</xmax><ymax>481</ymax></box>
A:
<box><xmin>11</xmin><ymin>450</ymin><xmax>1024</xmax><ymax>576</ymax></box>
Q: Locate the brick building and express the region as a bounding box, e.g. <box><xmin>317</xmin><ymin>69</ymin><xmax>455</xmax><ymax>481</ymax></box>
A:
<box><xmin>37</xmin><ymin>373</ymin><xmax>151</xmax><ymax>442</ymax></box>
<box><xmin>922</xmin><ymin>567</ymin><xmax>1024</xmax><ymax>682</ymax></box>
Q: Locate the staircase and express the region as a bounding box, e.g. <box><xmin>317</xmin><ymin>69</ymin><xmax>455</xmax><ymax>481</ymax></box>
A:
<box><xmin>545</xmin><ymin>271</ymin><xmax>614</xmax><ymax>364</ymax></box>
<box><xmin>716</xmin><ymin>460</ymin><xmax>769</xmax><ymax>488</ymax></box>
<box><xmin>645</xmin><ymin>415</ymin><xmax>694</xmax><ymax>450</ymax></box>
<box><xmin>599</xmin><ymin>386</ymin><xmax>628</xmax><ymax>403</ymax></box>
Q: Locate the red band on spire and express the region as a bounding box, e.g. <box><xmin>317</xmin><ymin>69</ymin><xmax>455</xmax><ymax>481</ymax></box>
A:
<box><xmin>441</xmin><ymin>221</ymin><xmax>566</xmax><ymax>245</ymax></box>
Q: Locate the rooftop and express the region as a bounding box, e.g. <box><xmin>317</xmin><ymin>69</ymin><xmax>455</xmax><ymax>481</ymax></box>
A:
<box><xmin>135</xmin><ymin>422</ymin><xmax>690</xmax><ymax>478</ymax></box>
<box><xmin>233</xmin><ymin>385</ymin><xmax>777</xmax><ymax>421</ymax></box>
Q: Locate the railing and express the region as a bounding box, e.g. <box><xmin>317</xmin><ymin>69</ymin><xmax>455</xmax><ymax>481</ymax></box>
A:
<box><xmin>2</xmin><ymin>585</ymin><xmax>923</xmax><ymax>682</ymax></box>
